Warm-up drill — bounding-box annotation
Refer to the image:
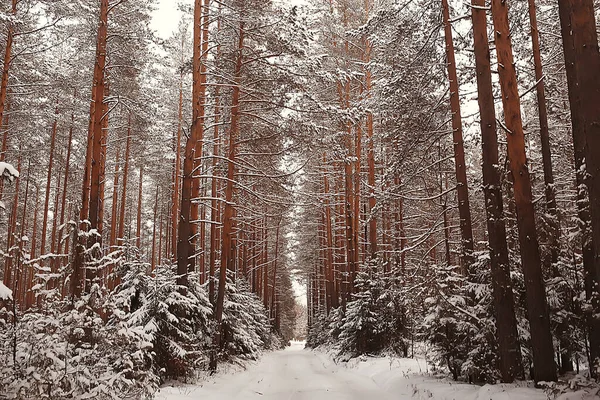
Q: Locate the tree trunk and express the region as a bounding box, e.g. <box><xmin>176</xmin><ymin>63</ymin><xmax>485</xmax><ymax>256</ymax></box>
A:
<box><xmin>83</xmin><ymin>0</ymin><xmax>109</xmax><ymax>293</ymax></box>
<box><xmin>490</xmin><ymin>0</ymin><xmax>556</xmax><ymax>382</ymax></box>
<box><xmin>171</xmin><ymin>58</ymin><xmax>184</xmax><ymax>260</ymax></box>
<box><xmin>214</xmin><ymin>19</ymin><xmax>245</xmax><ymax>363</ymax></box>
<box><xmin>57</xmin><ymin>108</ymin><xmax>74</xmax><ymax>271</ymax></box>
<box><xmin>136</xmin><ymin>166</ymin><xmax>143</xmax><ymax>249</ymax></box>
<box><xmin>118</xmin><ymin>115</ymin><xmax>132</xmax><ymax>244</ymax></box>
<box><xmin>441</xmin><ymin>0</ymin><xmax>474</xmax><ymax>272</ymax></box>
<box><xmin>3</xmin><ymin>151</ymin><xmax>20</xmax><ymax>290</ymax></box>
<box><xmin>527</xmin><ymin>0</ymin><xmax>559</xmax><ymax>270</ymax></box>
<box><xmin>188</xmin><ymin>0</ymin><xmax>210</xmax><ymax>273</ymax></box>
<box><xmin>151</xmin><ymin>186</ymin><xmax>159</xmax><ymax>272</ymax></box>
<box><xmin>323</xmin><ymin>157</ymin><xmax>336</xmax><ymax>310</ymax></box>
<box><xmin>41</xmin><ymin>104</ymin><xmax>59</xmax><ymax>273</ymax></box>
<box><xmin>209</xmin><ymin>72</ymin><xmax>221</xmax><ymax>302</ymax></box>
<box><xmin>109</xmin><ymin>143</ymin><xmax>120</xmax><ymax>249</ymax></box>
<box><xmin>471</xmin><ymin>0</ymin><xmax>523</xmax><ymax>382</ymax></box>
<box><xmin>558</xmin><ymin>0</ymin><xmax>600</xmax><ymax>377</ymax></box>
<box><xmin>0</xmin><ymin>0</ymin><xmax>16</xmax><ymax>146</ymax></box>
<box><xmin>177</xmin><ymin>0</ymin><xmax>208</xmax><ymax>287</ymax></box>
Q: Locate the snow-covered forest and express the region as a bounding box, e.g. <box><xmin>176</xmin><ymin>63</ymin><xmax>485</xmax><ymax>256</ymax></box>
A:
<box><xmin>0</xmin><ymin>0</ymin><xmax>600</xmax><ymax>398</ymax></box>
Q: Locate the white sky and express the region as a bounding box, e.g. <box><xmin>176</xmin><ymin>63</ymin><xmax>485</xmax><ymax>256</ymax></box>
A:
<box><xmin>150</xmin><ymin>0</ymin><xmax>192</xmax><ymax>39</ymax></box>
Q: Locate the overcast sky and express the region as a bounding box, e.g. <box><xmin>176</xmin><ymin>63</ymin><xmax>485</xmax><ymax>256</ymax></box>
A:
<box><xmin>150</xmin><ymin>0</ymin><xmax>192</xmax><ymax>39</ymax></box>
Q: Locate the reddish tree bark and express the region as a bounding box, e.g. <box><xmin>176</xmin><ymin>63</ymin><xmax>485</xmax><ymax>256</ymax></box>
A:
<box><xmin>214</xmin><ymin>19</ymin><xmax>245</xmax><ymax>362</ymax></box>
<box><xmin>136</xmin><ymin>166</ymin><xmax>143</xmax><ymax>249</ymax></box>
<box><xmin>118</xmin><ymin>115</ymin><xmax>132</xmax><ymax>245</ymax></box>
<box><xmin>527</xmin><ymin>0</ymin><xmax>559</xmax><ymax>269</ymax></box>
<box><xmin>471</xmin><ymin>0</ymin><xmax>523</xmax><ymax>382</ymax></box>
<box><xmin>177</xmin><ymin>0</ymin><xmax>209</xmax><ymax>286</ymax></box>
<box><xmin>491</xmin><ymin>0</ymin><xmax>556</xmax><ymax>382</ymax></box>
<box><xmin>41</xmin><ymin>103</ymin><xmax>59</xmax><ymax>272</ymax></box>
<box><xmin>558</xmin><ymin>0</ymin><xmax>600</xmax><ymax>376</ymax></box>
<box><xmin>0</xmin><ymin>0</ymin><xmax>16</xmax><ymax>144</ymax></box>
<box><xmin>441</xmin><ymin>0</ymin><xmax>474</xmax><ymax>272</ymax></box>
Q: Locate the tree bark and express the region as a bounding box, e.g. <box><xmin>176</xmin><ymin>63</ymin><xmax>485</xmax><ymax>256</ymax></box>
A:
<box><xmin>82</xmin><ymin>0</ymin><xmax>109</xmax><ymax>294</ymax></box>
<box><xmin>558</xmin><ymin>0</ymin><xmax>600</xmax><ymax>377</ymax></box>
<box><xmin>527</xmin><ymin>0</ymin><xmax>559</xmax><ymax>270</ymax></box>
<box><xmin>57</xmin><ymin>108</ymin><xmax>74</xmax><ymax>270</ymax></box>
<box><xmin>109</xmin><ymin>142</ymin><xmax>120</xmax><ymax>249</ymax></box>
<box><xmin>151</xmin><ymin>185</ymin><xmax>159</xmax><ymax>272</ymax></box>
<box><xmin>0</xmin><ymin>0</ymin><xmax>16</xmax><ymax>145</ymax></box>
<box><xmin>171</xmin><ymin>48</ymin><xmax>184</xmax><ymax>260</ymax></box>
<box><xmin>471</xmin><ymin>0</ymin><xmax>523</xmax><ymax>382</ymax></box>
<box><xmin>441</xmin><ymin>0</ymin><xmax>474</xmax><ymax>272</ymax></box>
<box><xmin>177</xmin><ymin>0</ymin><xmax>208</xmax><ymax>287</ymax></box>
<box><xmin>214</xmin><ymin>19</ymin><xmax>245</xmax><ymax>362</ymax></box>
<box><xmin>118</xmin><ymin>115</ymin><xmax>132</xmax><ymax>244</ymax></box>
<box><xmin>41</xmin><ymin>103</ymin><xmax>59</xmax><ymax>273</ymax></box>
<box><xmin>490</xmin><ymin>0</ymin><xmax>556</xmax><ymax>382</ymax></box>
<box><xmin>136</xmin><ymin>166</ymin><xmax>143</xmax><ymax>249</ymax></box>
<box><xmin>188</xmin><ymin>0</ymin><xmax>211</xmax><ymax>273</ymax></box>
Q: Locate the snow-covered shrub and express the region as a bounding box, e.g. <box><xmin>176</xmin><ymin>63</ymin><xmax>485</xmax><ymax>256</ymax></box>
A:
<box><xmin>336</xmin><ymin>265</ymin><xmax>387</xmax><ymax>359</ymax></box>
<box><xmin>0</xmin><ymin>292</ymin><xmax>158</xmax><ymax>399</ymax></box>
<box><xmin>422</xmin><ymin>253</ymin><xmax>501</xmax><ymax>383</ymax></box>
<box><xmin>217</xmin><ymin>274</ymin><xmax>277</xmax><ymax>363</ymax></box>
<box><xmin>110</xmin><ymin>261</ymin><xmax>213</xmax><ymax>382</ymax></box>
<box><xmin>306</xmin><ymin>309</ymin><xmax>331</xmax><ymax>348</ymax></box>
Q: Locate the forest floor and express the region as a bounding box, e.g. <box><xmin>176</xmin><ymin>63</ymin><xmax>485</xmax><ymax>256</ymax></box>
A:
<box><xmin>156</xmin><ymin>342</ymin><xmax>584</xmax><ymax>400</ymax></box>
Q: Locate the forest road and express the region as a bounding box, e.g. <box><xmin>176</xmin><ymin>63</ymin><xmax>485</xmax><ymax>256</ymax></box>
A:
<box><xmin>157</xmin><ymin>342</ymin><xmax>402</xmax><ymax>400</ymax></box>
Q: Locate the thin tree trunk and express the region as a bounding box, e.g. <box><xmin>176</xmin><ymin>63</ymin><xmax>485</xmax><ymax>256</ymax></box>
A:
<box><xmin>171</xmin><ymin>58</ymin><xmax>184</xmax><ymax>260</ymax></box>
<box><xmin>118</xmin><ymin>115</ymin><xmax>132</xmax><ymax>244</ymax></box>
<box><xmin>97</xmin><ymin>81</ymin><xmax>109</xmax><ymax>245</ymax></box>
<box><xmin>527</xmin><ymin>0</ymin><xmax>559</xmax><ymax>270</ymax></box>
<box><xmin>17</xmin><ymin>160</ymin><xmax>30</xmax><ymax>309</ymax></box>
<box><xmin>159</xmin><ymin>200</ymin><xmax>164</xmax><ymax>266</ymax></box>
<box><xmin>136</xmin><ymin>166</ymin><xmax>143</xmax><ymax>249</ymax></box>
<box><xmin>441</xmin><ymin>0</ymin><xmax>474</xmax><ymax>272</ymax></box>
<box><xmin>57</xmin><ymin>108</ymin><xmax>74</xmax><ymax>270</ymax></box>
<box><xmin>263</xmin><ymin>216</ymin><xmax>269</xmax><ymax>309</ymax></box>
<box><xmin>49</xmin><ymin>164</ymin><xmax>62</xmax><ymax>286</ymax></box>
<box><xmin>151</xmin><ymin>185</ymin><xmax>159</xmax><ymax>272</ymax></box>
<box><xmin>3</xmin><ymin>152</ymin><xmax>20</xmax><ymax>290</ymax></box>
<box><xmin>109</xmin><ymin>142</ymin><xmax>120</xmax><ymax>249</ymax></box>
<box><xmin>323</xmin><ymin>157</ymin><xmax>336</xmax><ymax>311</ymax></box>
<box><xmin>490</xmin><ymin>0</ymin><xmax>556</xmax><ymax>382</ymax></box>
<box><xmin>41</xmin><ymin>103</ymin><xmax>59</xmax><ymax>274</ymax></box>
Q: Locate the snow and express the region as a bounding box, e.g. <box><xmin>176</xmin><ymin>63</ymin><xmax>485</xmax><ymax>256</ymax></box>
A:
<box><xmin>155</xmin><ymin>342</ymin><xmax>590</xmax><ymax>400</ymax></box>
<box><xmin>0</xmin><ymin>161</ymin><xmax>19</xmax><ymax>182</ymax></box>
<box><xmin>0</xmin><ymin>281</ymin><xmax>12</xmax><ymax>300</ymax></box>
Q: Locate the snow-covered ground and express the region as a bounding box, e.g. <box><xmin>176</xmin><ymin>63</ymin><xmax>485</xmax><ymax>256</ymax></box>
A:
<box><xmin>156</xmin><ymin>342</ymin><xmax>594</xmax><ymax>400</ymax></box>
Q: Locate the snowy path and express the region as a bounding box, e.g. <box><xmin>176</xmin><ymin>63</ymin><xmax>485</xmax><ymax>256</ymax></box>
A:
<box><xmin>157</xmin><ymin>342</ymin><xmax>400</xmax><ymax>400</ymax></box>
<box><xmin>157</xmin><ymin>343</ymin><xmax>557</xmax><ymax>400</ymax></box>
